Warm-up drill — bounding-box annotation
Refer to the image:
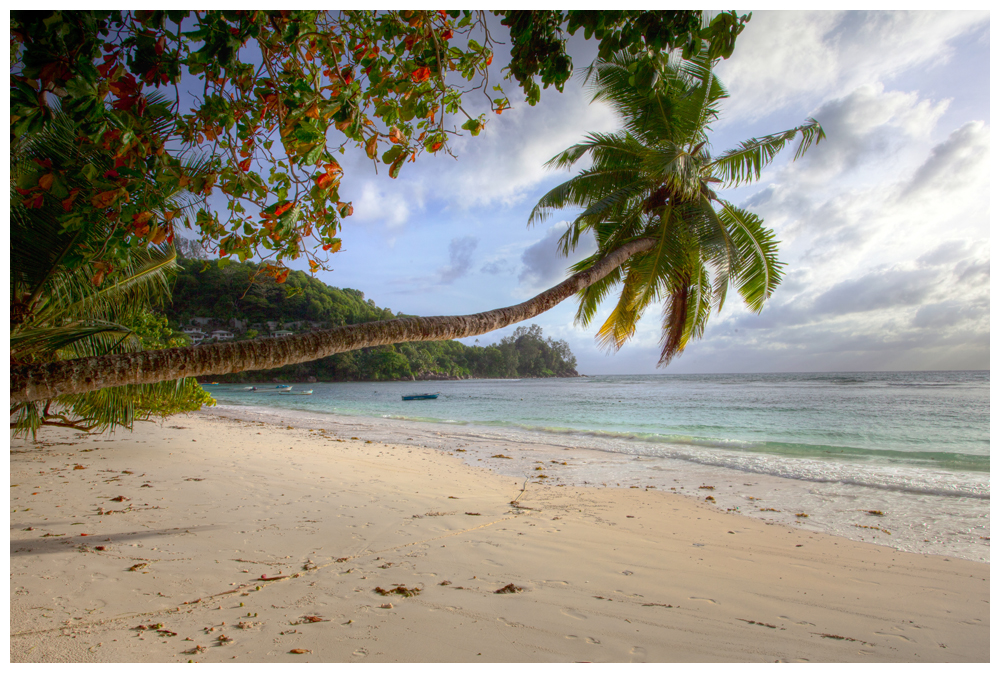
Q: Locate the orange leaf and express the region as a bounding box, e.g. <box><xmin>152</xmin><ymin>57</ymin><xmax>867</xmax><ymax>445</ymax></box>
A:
<box><xmin>365</xmin><ymin>135</ymin><xmax>378</xmax><ymax>159</ymax></box>
<box><xmin>91</xmin><ymin>190</ymin><xmax>120</xmax><ymax>209</ymax></box>
<box><xmin>238</xmin><ymin>157</ymin><xmax>252</xmax><ymax>172</ymax></box>
<box><xmin>388</xmin><ymin>126</ymin><xmax>405</xmax><ymax>144</ymax></box>
<box><xmin>61</xmin><ymin>188</ymin><xmax>80</xmax><ymax>212</ymax></box>
<box><xmin>305</xmin><ymin>104</ymin><xmax>320</xmax><ymax>120</ymax></box>
<box><xmin>38</xmin><ymin>173</ymin><xmax>55</xmax><ymax>191</ymax></box>
<box><xmin>274</xmin><ymin>202</ymin><xmax>294</xmax><ymax>217</ymax></box>
<box><xmin>411</xmin><ymin>67</ymin><xmax>431</xmax><ymax>83</ymax></box>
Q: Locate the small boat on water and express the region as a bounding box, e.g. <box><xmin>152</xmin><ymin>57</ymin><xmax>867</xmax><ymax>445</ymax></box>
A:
<box><xmin>280</xmin><ymin>390</ymin><xmax>313</xmax><ymax>395</ymax></box>
<box><xmin>402</xmin><ymin>393</ymin><xmax>439</xmax><ymax>401</ymax></box>
<box><xmin>247</xmin><ymin>385</ymin><xmax>292</xmax><ymax>393</ymax></box>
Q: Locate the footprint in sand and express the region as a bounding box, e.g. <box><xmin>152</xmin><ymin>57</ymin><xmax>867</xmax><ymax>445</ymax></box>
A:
<box><xmin>629</xmin><ymin>646</ymin><xmax>647</xmax><ymax>662</ymax></box>
<box><xmin>352</xmin><ymin>648</ymin><xmax>369</xmax><ymax>659</ymax></box>
<box><xmin>565</xmin><ymin>635</ymin><xmax>578</xmax><ymax>640</ymax></box>
<box><xmin>689</xmin><ymin>596</ymin><xmax>718</xmax><ymax>604</ymax></box>
<box><xmin>586</xmin><ymin>637</ymin><xmax>601</xmax><ymax>645</ymax></box>
<box><xmin>560</xmin><ymin>608</ymin><xmax>587</xmax><ymax>620</ymax></box>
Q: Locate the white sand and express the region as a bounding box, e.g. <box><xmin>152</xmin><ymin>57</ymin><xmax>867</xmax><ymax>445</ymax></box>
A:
<box><xmin>9</xmin><ymin>412</ymin><xmax>989</xmax><ymax>662</ymax></box>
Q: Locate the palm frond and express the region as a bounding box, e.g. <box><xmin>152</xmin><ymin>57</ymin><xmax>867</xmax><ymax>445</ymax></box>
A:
<box><xmin>10</xmin><ymin>321</ymin><xmax>140</xmax><ymax>358</ymax></box>
<box><xmin>658</xmin><ymin>263</ymin><xmax>713</xmax><ymax>366</ymax></box>
<box><xmin>709</xmin><ymin>118</ymin><xmax>826</xmax><ymax>188</ymax></box>
<box><xmin>571</xmin><ymin>261</ymin><xmax>625</xmax><ymax>327</ymax></box>
<box><xmin>595</xmin><ymin>265</ymin><xmax>646</xmax><ymax>353</ymax></box>
<box><xmin>718</xmin><ymin>200</ymin><xmax>785</xmax><ymax>312</ymax></box>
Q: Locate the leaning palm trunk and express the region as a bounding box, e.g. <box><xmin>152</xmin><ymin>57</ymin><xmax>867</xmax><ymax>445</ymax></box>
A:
<box><xmin>12</xmin><ymin>238</ymin><xmax>656</xmax><ymax>404</ymax></box>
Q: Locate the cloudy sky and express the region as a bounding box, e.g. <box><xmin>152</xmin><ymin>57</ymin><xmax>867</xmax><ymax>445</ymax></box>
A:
<box><xmin>301</xmin><ymin>10</ymin><xmax>990</xmax><ymax>375</ymax></box>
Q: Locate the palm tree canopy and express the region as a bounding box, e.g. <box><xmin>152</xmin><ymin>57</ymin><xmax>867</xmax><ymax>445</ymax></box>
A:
<box><xmin>529</xmin><ymin>49</ymin><xmax>824</xmax><ymax>365</ymax></box>
<box><xmin>10</xmin><ymin>108</ymin><xmax>214</xmax><ymax>437</ymax></box>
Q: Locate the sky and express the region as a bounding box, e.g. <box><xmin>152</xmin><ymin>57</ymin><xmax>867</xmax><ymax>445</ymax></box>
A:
<box><xmin>279</xmin><ymin>11</ymin><xmax>991</xmax><ymax>375</ymax></box>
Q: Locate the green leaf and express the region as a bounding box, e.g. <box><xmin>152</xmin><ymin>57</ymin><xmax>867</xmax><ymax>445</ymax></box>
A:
<box><xmin>303</xmin><ymin>143</ymin><xmax>324</xmax><ymax>165</ymax></box>
<box><xmin>381</xmin><ymin>145</ymin><xmax>402</xmax><ymax>165</ymax></box>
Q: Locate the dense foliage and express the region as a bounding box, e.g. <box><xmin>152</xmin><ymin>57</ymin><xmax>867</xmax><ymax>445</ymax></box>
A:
<box><xmin>10</xmin><ymin>10</ymin><xmax>747</xmax><ymax>282</ymax></box>
<box><xmin>10</xmin><ymin>114</ymin><xmax>213</xmax><ymax>437</ymax></box>
<box><xmin>166</xmin><ymin>258</ymin><xmax>578</xmax><ymax>382</ymax></box>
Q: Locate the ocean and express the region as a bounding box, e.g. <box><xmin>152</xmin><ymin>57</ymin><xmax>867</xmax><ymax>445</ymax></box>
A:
<box><xmin>201</xmin><ymin>370</ymin><xmax>990</xmax><ymax>562</ymax></box>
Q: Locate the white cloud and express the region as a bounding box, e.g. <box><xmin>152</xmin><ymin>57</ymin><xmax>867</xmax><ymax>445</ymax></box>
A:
<box><xmin>901</xmin><ymin>120</ymin><xmax>990</xmax><ymax>197</ymax></box>
<box><xmin>349</xmin><ymin>180</ymin><xmax>419</xmax><ymax>229</ymax></box>
<box><xmin>716</xmin><ymin>10</ymin><xmax>987</xmax><ymax>124</ymax></box>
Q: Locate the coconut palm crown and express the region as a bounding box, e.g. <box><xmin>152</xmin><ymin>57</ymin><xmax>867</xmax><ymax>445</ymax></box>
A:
<box><xmin>529</xmin><ymin>50</ymin><xmax>825</xmax><ymax>365</ymax></box>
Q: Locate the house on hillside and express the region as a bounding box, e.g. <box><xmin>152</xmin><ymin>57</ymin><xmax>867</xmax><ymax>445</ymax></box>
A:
<box><xmin>210</xmin><ymin>330</ymin><xmax>234</xmax><ymax>341</ymax></box>
<box><xmin>182</xmin><ymin>327</ymin><xmax>207</xmax><ymax>345</ymax></box>
<box><xmin>283</xmin><ymin>320</ymin><xmax>307</xmax><ymax>330</ymax></box>
<box><xmin>266</xmin><ymin>320</ymin><xmax>280</xmax><ymax>332</ymax></box>
<box><xmin>230</xmin><ymin>318</ymin><xmax>247</xmax><ymax>331</ymax></box>
<box><xmin>272</xmin><ymin>330</ymin><xmax>294</xmax><ymax>338</ymax></box>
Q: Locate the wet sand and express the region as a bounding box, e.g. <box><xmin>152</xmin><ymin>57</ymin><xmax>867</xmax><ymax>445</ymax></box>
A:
<box><xmin>9</xmin><ymin>412</ymin><xmax>989</xmax><ymax>662</ymax></box>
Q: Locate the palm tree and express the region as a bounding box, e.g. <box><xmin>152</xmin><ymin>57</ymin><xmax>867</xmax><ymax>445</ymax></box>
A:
<box><xmin>529</xmin><ymin>50</ymin><xmax>824</xmax><ymax>364</ymax></box>
<box><xmin>11</xmin><ymin>50</ymin><xmax>823</xmax><ymax>405</ymax></box>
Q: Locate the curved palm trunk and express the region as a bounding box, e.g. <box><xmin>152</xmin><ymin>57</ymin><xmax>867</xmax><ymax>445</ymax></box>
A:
<box><xmin>12</xmin><ymin>238</ymin><xmax>656</xmax><ymax>404</ymax></box>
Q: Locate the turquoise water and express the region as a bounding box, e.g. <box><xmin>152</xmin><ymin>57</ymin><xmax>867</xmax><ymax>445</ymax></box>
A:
<box><xmin>205</xmin><ymin>371</ymin><xmax>989</xmax><ymax>485</ymax></box>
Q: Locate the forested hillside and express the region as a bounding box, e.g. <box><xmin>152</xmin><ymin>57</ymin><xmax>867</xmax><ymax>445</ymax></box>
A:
<box><xmin>166</xmin><ymin>258</ymin><xmax>579</xmax><ymax>382</ymax></box>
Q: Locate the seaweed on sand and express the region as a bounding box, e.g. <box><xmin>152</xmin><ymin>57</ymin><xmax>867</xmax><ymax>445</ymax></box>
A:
<box><xmin>374</xmin><ymin>585</ymin><xmax>421</xmax><ymax>597</ymax></box>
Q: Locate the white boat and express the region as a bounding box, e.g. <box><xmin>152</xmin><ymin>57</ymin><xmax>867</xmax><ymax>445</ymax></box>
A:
<box><xmin>248</xmin><ymin>385</ymin><xmax>292</xmax><ymax>393</ymax></box>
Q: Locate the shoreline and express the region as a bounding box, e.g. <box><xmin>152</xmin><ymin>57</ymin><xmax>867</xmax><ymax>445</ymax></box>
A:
<box><xmin>10</xmin><ymin>411</ymin><xmax>989</xmax><ymax>662</ymax></box>
<box><xmin>204</xmin><ymin>402</ymin><xmax>990</xmax><ymax>564</ymax></box>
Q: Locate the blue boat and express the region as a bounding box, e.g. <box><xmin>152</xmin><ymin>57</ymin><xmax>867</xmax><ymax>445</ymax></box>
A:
<box><xmin>402</xmin><ymin>393</ymin><xmax>439</xmax><ymax>401</ymax></box>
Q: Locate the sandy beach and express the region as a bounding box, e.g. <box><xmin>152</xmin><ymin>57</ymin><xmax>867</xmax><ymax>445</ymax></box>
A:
<box><xmin>9</xmin><ymin>410</ymin><xmax>989</xmax><ymax>663</ymax></box>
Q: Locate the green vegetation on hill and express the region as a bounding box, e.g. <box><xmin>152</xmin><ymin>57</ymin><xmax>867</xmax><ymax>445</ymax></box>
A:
<box><xmin>167</xmin><ymin>259</ymin><xmax>578</xmax><ymax>381</ymax></box>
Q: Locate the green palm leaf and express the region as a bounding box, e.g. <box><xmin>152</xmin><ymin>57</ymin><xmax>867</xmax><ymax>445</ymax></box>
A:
<box><xmin>709</xmin><ymin>118</ymin><xmax>826</xmax><ymax>188</ymax></box>
<box><xmin>718</xmin><ymin>201</ymin><xmax>785</xmax><ymax>312</ymax></box>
